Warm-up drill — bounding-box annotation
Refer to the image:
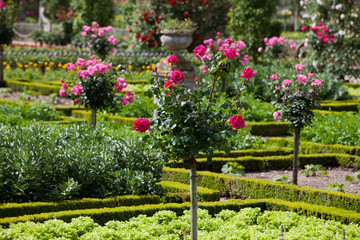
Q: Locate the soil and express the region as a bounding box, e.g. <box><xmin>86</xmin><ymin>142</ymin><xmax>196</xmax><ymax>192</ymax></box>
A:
<box><xmin>1</xmin><ymin>91</ymin><xmax>73</xmax><ymax>106</ymax></box>
<box><xmin>244</xmin><ymin>167</ymin><xmax>360</xmax><ymax>195</ymax></box>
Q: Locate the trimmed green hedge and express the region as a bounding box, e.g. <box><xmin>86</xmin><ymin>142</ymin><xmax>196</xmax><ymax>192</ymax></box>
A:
<box><xmin>5</xmin><ymin>79</ymin><xmax>59</xmax><ymax>95</ymax></box>
<box><xmin>0</xmin><ymin>195</ymin><xmax>161</xmax><ymax>219</ymax></box>
<box><xmin>198</xmin><ymin>147</ymin><xmax>293</xmax><ymax>158</ymax></box>
<box><xmin>190</xmin><ymin>153</ymin><xmax>360</xmax><ymax>172</ymax></box>
<box><xmin>246</xmin><ymin>122</ymin><xmax>291</xmax><ymax>136</ymax></box>
<box><xmin>160</xmin><ymin>181</ymin><xmax>220</xmax><ymax>202</ymax></box>
<box><xmin>162</xmin><ymin>167</ymin><xmax>360</xmax><ymax>213</ymax></box>
<box><xmin>55</xmin><ymin>106</ymin><xmax>85</xmax><ymax>116</ymax></box>
<box><xmin>320</xmin><ymin>102</ymin><xmax>359</xmax><ymax>112</ymax></box>
<box><xmin>265</xmin><ymin>137</ymin><xmax>360</xmax><ymax>156</ymax></box>
<box><xmin>1</xmin><ymin>199</ymin><xmax>360</xmax><ymax>227</ymax></box>
<box><xmin>345</xmin><ymin>83</ymin><xmax>360</xmax><ymax>89</ymax></box>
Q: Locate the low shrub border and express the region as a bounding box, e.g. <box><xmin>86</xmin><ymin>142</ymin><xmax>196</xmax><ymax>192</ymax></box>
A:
<box><xmin>197</xmin><ymin>147</ymin><xmax>293</xmax><ymax>158</ymax></box>
<box><xmin>0</xmin><ymin>182</ymin><xmax>219</xmax><ymax>218</ymax></box>
<box><xmin>246</xmin><ymin>122</ymin><xmax>292</xmax><ymax>136</ymax></box>
<box><xmin>190</xmin><ymin>153</ymin><xmax>360</xmax><ymax>172</ymax></box>
<box><xmin>162</xmin><ymin>167</ymin><xmax>360</xmax><ymax>213</ymax></box>
<box><xmin>1</xmin><ymin>199</ymin><xmax>360</xmax><ymax>227</ymax></box>
<box><xmin>5</xmin><ymin>79</ymin><xmax>59</xmax><ymax>95</ymax></box>
<box><xmin>265</xmin><ymin>137</ymin><xmax>360</xmax><ymax>156</ymax></box>
<box><xmin>345</xmin><ymin>83</ymin><xmax>360</xmax><ymax>89</ymax></box>
<box><xmin>160</xmin><ymin>181</ymin><xmax>220</xmax><ymax>202</ymax></box>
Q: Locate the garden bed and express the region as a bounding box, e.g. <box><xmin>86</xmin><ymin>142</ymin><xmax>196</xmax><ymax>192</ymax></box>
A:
<box><xmin>244</xmin><ymin>167</ymin><xmax>360</xmax><ymax>195</ymax></box>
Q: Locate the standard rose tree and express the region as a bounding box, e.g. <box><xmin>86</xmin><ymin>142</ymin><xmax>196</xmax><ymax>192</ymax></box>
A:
<box><xmin>270</xmin><ymin>64</ymin><xmax>323</xmax><ymax>185</ymax></box>
<box><xmin>135</xmin><ymin>49</ymin><xmax>255</xmax><ymax>168</ymax></box>
<box><xmin>59</xmin><ymin>56</ymin><xmax>134</xmax><ymax>127</ymax></box>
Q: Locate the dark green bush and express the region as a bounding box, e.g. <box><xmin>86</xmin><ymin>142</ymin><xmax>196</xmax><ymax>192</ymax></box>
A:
<box><xmin>0</xmin><ymin>123</ymin><xmax>165</xmax><ymax>202</ymax></box>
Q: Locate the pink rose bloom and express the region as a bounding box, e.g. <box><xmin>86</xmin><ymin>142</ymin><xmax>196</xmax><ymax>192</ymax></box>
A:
<box><xmin>195</xmin><ymin>77</ymin><xmax>199</xmax><ymax>82</ymax></box>
<box><xmin>60</xmin><ymin>79</ymin><xmax>64</xmax><ymax>83</ymax></box>
<box><xmin>115</xmin><ymin>78</ymin><xmax>127</xmax><ymax>92</ymax></box>
<box><xmin>91</xmin><ymin>34</ymin><xmax>97</xmax><ymax>38</ymax></box>
<box><xmin>217</xmin><ymin>32</ymin><xmax>220</xmax><ymax>35</ymax></box>
<box><xmin>202</xmin><ymin>65</ymin><xmax>208</xmax><ymax>74</ymax></box>
<box><xmin>223</xmin><ymin>47</ymin><xmax>237</xmax><ymax>59</ymax></box>
<box><xmin>229</xmin><ymin>115</ymin><xmax>245</xmax><ymax>129</ymax></box>
<box><xmin>270</xmin><ymin>74</ymin><xmax>279</xmax><ymax>80</ymax></box>
<box><xmin>98</xmin><ymin>30</ymin><xmax>105</xmax><ymax>36</ymax></box>
<box><xmin>275</xmin><ymin>86</ymin><xmax>280</xmax><ymax>90</ymax></box>
<box><xmin>301</xmin><ymin>26</ymin><xmax>307</xmax><ymax>31</ymax></box>
<box><xmin>323</xmin><ymin>34</ymin><xmax>329</xmax><ymax>43</ymax></box>
<box><xmin>82</xmin><ymin>25</ymin><xmax>91</xmax><ymax>32</ymax></box>
<box><xmin>107</xmin><ymin>35</ymin><xmax>114</xmax><ymax>41</ymax></box>
<box><xmin>75</xmin><ymin>58</ymin><xmax>86</xmax><ymax>66</ymax></box>
<box><xmin>66</xmin><ymin>63</ymin><xmax>76</xmax><ymax>71</ymax></box>
<box><xmin>273</xmin><ymin>111</ymin><xmax>282</xmax><ymax>121</ymax></box>
<box><xmin>193</xmin><ymin>45</ymin><xmax>207</xmax><ymax>59</ymax></box>
<box><xmin>71</xmin><ymin>85</ymin><xmax>83</xmax><ymax>96</ymax></box>
<box><xmin>106</xmin><ymin>26</ymin><xmax>113</xmax><ymax>32</ymax></box>
<box><xmin>288</xmin><ymin>40</ymin><xmax>294</xmax><ymax>45</ymax></box>
<box><xmin>264</xmin><ymin>38</ymin><xmax>269</xmax><ymax>46</ymax></box>
<box><xmin>112</xmin><ymin>39</ymin><xmax>118</xmax><ymax>45</ymax></box>
<box><xmin>169</xmin><ymin>70</ymin><xmax>184</xmax><ymax>83</ymax></box>
<box><xmin>282</xmin><ymin>79</ymin><xmax>292</xmax><ymax>88</ymax></box>
<box><xmin>307</xmin><ymin>73</ymin><xmax>314</xmax><ymax>78</ymax></box>
<box><xmin>87</xmin><ymin>65</ymin><xmax>97</xmax><ymax>75</ymax></box>
<box><xmin>96</xmin><ymin>64</ymin><xmax>107</xmax><ymax>74</ymax></box>
<box><xmin>318</xmin><ymin>22</ymin><xmax>324</xmax><ymax>27</ymax></box>
<box><xmin>236</xmin><ymin>40</ymin><xmax>246</xmax><ymax>49</ymax></box>
<box><xmin>127</xmin><ymin>96</ymin><xmax>135</xmax><ymax>103</ymax></box>
<box><xmin>239</xmin><ymin>67</ymin><xmax>256</xmax><ymax>81</ymax></box>
<box><xmin>164</xmin><ymin>80</ymin><xmax>174</xmax><ymax>90</ymax></box>
<box><xmin>311</xmin><ymin>79</ymin><xmax>323</xmax><ymax>87</ymax></box>
<box><xmin>290</xmin><ymin>44</ymin><xmax>296</xmax><ymax>50</ymax></box>
<box><xmin>59</xmin><ymin>88</ymin><xmax>66</xmax><ymax>97</ymax></box>
<box><xmin>294</xmin><ymin>64</ymin><xmax>304</xmax><ymax>71</ymax></box>
<box><xmin>310</xmin><ymin>26</ymin><xmax>321</xmax><ymax>31</ymax></box>
<box><xmin>121</xmin><ymin>97</ymin><xmax>128</xmax><ymax>106</ymax></box>
<box><xmin>330</xmin><ymin>34</ymin><xmax>335</xmax><ymax>43</ymax></box>
<box><xmin>296</xmin><ymin>74</ymin><xmax>307</xmax><ymax>84</ymax></box>
<box><xmin>258</xmin><ymin>47</ymin><xmax>263</xmax><ymax>53</ymax></box>
<box><xmin>224</xmin><ymin>38</ymin><xmax>233</xmax><ymax>44</ymax></box>
<box><xmin>92</xmin><ymin>21</ymin><xmax>99</xmax><ymax>28</ymax></box>
<box><xmin>80</xmin><ymin>70</ymin><xmax>89</xmax><ymax>78</ymax></box>
<box><xmin>0</xmin><ymin>2</ymin><xmax>5</xmax><ymax>7</ymax></box>
<box><xmin>80</xmin><ymin>31</ymin><xmax>87</xmax><ymax>37</ymax></box>
<box><xmin>126</xmin><ymin>89</ymin><xmax>134</xmax><ymax>97</ymax></box>
<box><xmin>123</xmin><ymin>37</ymin><xmax>127</xmax><ymax>41</ymax></box>
<box><xmin>167</xmin><ymin>55</ymin><xmax>178</xmax><ymax>64</ymax></box>
<box><xmin>323</xmin><ymin>27</ymin><xmax>329</xmax><ymax>33</ymax></box>
<box><xmin>62</xmin><ymin>84</ymin><xmax>68</xmax><ymax>89</ymax></box>
<box><xmin>203</xmin><ymin>38</ymin><xmax>213</xmax><ymax>48</ymax></box>
<box><xmin>134</xmin><ymin>118</ymin><xmax>150</xmax><ymax>132</ymax></box>
<box><xmin>241</xmin><ymin>55</ymin><xmax>249</xmax><ymax>65</ymax></box>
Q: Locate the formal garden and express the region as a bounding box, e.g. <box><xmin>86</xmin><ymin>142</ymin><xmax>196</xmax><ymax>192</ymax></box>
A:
<box><xmin>0</xmin><ymin>0</ymin><xmax>360</xmax><ymax>239</ymax></box>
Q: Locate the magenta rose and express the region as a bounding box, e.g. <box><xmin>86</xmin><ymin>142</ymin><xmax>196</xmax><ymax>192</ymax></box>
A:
<box><xmin>169</xmin><ymin>70</ymin><xmax>184</xmax><ymax>83</ymax></box>
<box><xmin>223</xmin><ymin>47</ymin><xmax>237</xmax><ymax>60</ymax></box>
<box><xmin>164</xmin><ymin>80</ymin><xmax>174</xmax><ymax>90</ymax></box>
<box><xmin>273</xmin><ymin>111</ymin><xmax>282</xmax><ymax>120</ymax></box>
<box><xmin>134</xmin><ymin>118</ymin><xmax>150</xmax><ymax>132</ymax></box>
<box><xmin>239</xmin><ymin>67</ymin><xmax>256</xmax><ymax>81</ymax></box>
<box><xmin>193</xmin><ymin>45</ymin><xmax>207</xmax><ymax>59</ymax></box>
<box><xmin>167</xmin><ymin>55</ymin><xmax>178</xmax><ymax>64</ymax></box>
<box><xmin>0</xmin><ymin>2</ymin><xmax>4</xmax><ymax>7</ymax></box>
<box><xmin>229</xmin><ymin>115</ymin><xmax>245</xmax><ymax>129</ymax></box>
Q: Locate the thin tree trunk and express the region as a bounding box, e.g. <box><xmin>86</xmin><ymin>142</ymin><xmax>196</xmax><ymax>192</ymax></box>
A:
<box><xmin>0</xmin><ymin>46</ymin><xmax>4</xmax><ymax>87</ymax></box>
<box><xmin>90</xmin><ymin>107</ymin><xmax>96</xmax><ymax>128</ymax></box>
<box><xmin>190</xmin><ymin>168</ymin><xmax>198</xmax><ymax>240</ymax></box>
<box><xmin>293</xmin><ymin>128</ymin><xmax>300</xmax><ymax>185</ymax></box>
<box><xmin>221</xmin><ymin>78</ymin><xmax>226</xmax><ymax>93</ymax></box>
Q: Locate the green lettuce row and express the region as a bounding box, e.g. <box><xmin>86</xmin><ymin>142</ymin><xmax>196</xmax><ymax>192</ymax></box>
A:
<box><xmin>162</xmin><ymin>167</ymin><xmax>360</xmax><ymax>213</ymax></box>
<box><xmin>1</xmin><ymin>199</ymin><xmax>360</xmax><ymax>227</ymax></box>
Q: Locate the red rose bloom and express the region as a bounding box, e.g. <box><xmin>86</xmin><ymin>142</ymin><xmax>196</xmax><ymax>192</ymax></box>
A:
<box><xmin>167</xmin><ymin>55</ymin><xmax>178</xmax><ymax>64</ymax></box>
<box><xmin>134</xmin><ymin>118</ymin><xmax>150</xmax><ymax>132</ymax></box>
<box><xmin>169</xmin><ymin>70</ymin><xmax>184</xmax><ymax>83</ymax></box>
<box><xmin>229</xmin><ymin>115</ymin><xmax>245</xmax><ymax>129</ymax></box>
<box><xmin>239</xmin><ymin>67</ymin><xmax>256</xmax><ymax>81</ymax></box>
<box><xmin>170</xmin><ymin>0</ymin><xmax>176</xmax><ymax>6</ymax></box>
<box><xmin>193</xmin><ymin>44</ymin><xmax>206</xmax><ymax>59</ymax></box>
<box><xmin>183</xmin><ymin>12</ymin><xmax>189</xmax><ymax>18</ymax></box>
<box><xmin>164</xmin><ymin>80</ymin><xmax>174</xmax><ymax>90</ymax></box>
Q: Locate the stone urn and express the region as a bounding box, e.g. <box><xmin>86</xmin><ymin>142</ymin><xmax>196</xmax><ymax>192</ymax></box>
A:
<box><xmin>152</xmin><ymin>29</ymin><xmax>199</xmax><ymax>92</ymax></box>
<box><xmin>160</xmin><ymin>29</ymin><xmax>193</xmax><ymax>50</ymax></box>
